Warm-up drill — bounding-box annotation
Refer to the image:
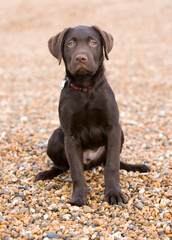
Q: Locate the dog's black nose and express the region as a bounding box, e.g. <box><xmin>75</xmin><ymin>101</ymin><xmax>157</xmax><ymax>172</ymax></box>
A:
<box><xmin>75</xmin><ymin>54</ymin><xmax>88</xmax><ymax>63</ymax></box>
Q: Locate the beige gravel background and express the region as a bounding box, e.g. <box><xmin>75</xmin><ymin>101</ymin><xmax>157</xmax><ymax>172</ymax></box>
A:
<box><xmin>0</xmin><ymin>0</ymin><xmax>172</xmax><ymax>239</ymax></box>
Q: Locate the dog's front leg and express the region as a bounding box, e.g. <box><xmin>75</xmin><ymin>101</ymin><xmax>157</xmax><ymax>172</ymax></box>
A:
<box><xmin>105</xmin><ymin>125</ymin><xmax>127</xmax><ymax>205</ymax></box>
<box><xmin>65</xmin><ymin>136</ymin><xmax>87</xmax><ymax>206</ymax></box>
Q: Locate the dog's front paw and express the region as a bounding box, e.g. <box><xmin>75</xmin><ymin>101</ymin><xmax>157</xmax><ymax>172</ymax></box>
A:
<box><xmin>105</xmin><ymin>188</ymin><xmax>127</xmax><ymax>205</ymax></box>
<box><xmin>70</xmin><ymin>192</ymin><xmax>87</xmax><ymax>206</ymax></box>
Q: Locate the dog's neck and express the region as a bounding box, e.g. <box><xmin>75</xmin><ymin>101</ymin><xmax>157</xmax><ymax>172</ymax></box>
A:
<box><xmin>65</xmin><ymin>63</ymin><xmax>105</xmax><ymax>89</ymax></box>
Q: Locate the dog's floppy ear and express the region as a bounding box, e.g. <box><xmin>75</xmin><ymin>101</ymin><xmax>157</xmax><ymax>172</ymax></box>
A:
<box><xmin>92</xmin><ymin>26</ymin><xmax>113</xmax><ymax>60</ymax></box>
<box><xmin>48</xmin><ymin>28</ymin><xmax>70</xmax><ymax>64</ymax></box>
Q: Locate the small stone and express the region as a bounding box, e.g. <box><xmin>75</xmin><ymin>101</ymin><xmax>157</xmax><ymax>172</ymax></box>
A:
<box><xmin>12</xmin><ymin>177</ymin><xmax>18</xmax><ymax>183</ymax></box>
<box><xmin>112</xmin><ymin>231</ymin><xmax>121</xmax><ymax>238</ymax></box>
<box><xmin>37</xmin><ymin>141</ymin><xmax>46</xmax><ymax>148</ymax></box>
<box><xmin>49</xmin><ymin>204</ymin><xmax>58</xmax><ymax>210</ymax></box>
<box><xmin>83</xmin><ymin>206</ymin><xmax>93</xmax><ymax>213</ymax></box>
<box><xmin>160</xmin><ymin>198</ymin><xmax>169</xmax><ymax>206</ymax></box>
<box><xmin>46</xmin><ymin>232</ymin><xmax>61</xmax><ymax>239</ymax></box>
<box><xmin>72</xmin><ymin>206</ymin><xmax>80</xmax><ymax>212</ymax></box>
<box><xmin>153</xmin><ymin>174</ymin><xmax>159</xmax><ymax>179</ymax></box>
<box><xmin>83</xmin><ymin>227</ymin><xmax>90</xmax><ymax>234</ymax></box>
<box><xmin>13</xmin><ymin>194</ymin><xmax>26</xmax><ymax>201</ymax></box>
<box><xmin>43</xmin><ymin>214</ymin><xmax>49</xmax><ymax>220</ymax></box>
<box><xmin>165</xmin><ymin>226</ymin><xmax>171</xmax><ymax>232</ymax></box>
<box><xmin>120</xmin><ymin>112</ymin><xmax>125</xmax><ymax>117</ymax></box>
<box><xmin>92</xmin><ymin>233</ymin><xmax>97</xmax><ymax>239</ymax></box>
<box><xmin>20</xmin><ymin>116</ymin><xmax>28</xmax><ymax>122</ymax></box>
<box><xmin>25</xmin><ymin>231</ymin><xmax>34</xmax><ymax>240</ymax></box>
<box><xmin>128</xmin><ymin>225</ymin><xmax>135</xmax><ymax>230</ymax></box>
<box><xmin>45</xmin><ymin>186</ymin><xmax>52</xmax><ymax>191</ymax></box>
<box><xmin>165</xmin><ymin>190</ymin><xmax>172</xmax><ymax>198</ymax></box>
<box><xmin>163</xmin><ymin>212</ymin><xmax>171</xmax><ymax>219</ymax></box>
<box><xmin>0</xmin><ymin>189</ymin><xmax>10</xmax><ymax>195</ymax></box>
<box><xmin>93</xmin><ymin>218</ymin><xmax>104</xmax><ymax>226</ymax></box>
<box><xmin>63</xmin><ymin>214</ymin><xmax>71</xmax><ymax>220</ymax></box>
<box><xmin>80</xmin><ymin>237</ymin><xmax>89</xmax><ymax>240</ymax></box>
<box><xmin>114</xmin><ymin>219</ymin><xmax>120</xmax><ymax>226</ymax></box>
<box><xmin>17</xmin><ymin>185</ymin><xmax>27</xmax><ymax>190</ymax></box>
<box><xmin>12</xmin><ymin>199</ymin><xmax>19</xmax><ymax>206</ymax></box>
<box><xmin>139</xmin><ymin>188</ymin><xmax>145</xmax><ymax>194</ymax></box>
<box><xmin>52</xmin><ymin>184</ymin><xmax>61</xmax><ymax>190</ymax></box>
<box><xmin>122</xmin><ymin>119</ymin><xmax>138</xmax><ymax>125</ymax></box>
<box><xmin>158</xmin><ymin>232</ymin><xmax>164</xmax><ymax>236</ymax></box>
<box><xmin>19</xmin><ymin>166</ymin><xmax>25</xmax><ymax>171</ymax></box>
<box><xmin>50</xmin><ymin>120</ymin><xmax>59</xmax><ymax>126</ymax></box>
<box><xmin>30</xmin><ymin>208</ymin><xmax>35</xmax><ymax>213</ymax></box>
<box><xmin>135</xmin><ymin>202</ymin><xmax>143</xmax><ymax>210</ymax></box>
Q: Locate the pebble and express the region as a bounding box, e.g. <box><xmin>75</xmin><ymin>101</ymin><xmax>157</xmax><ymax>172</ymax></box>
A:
<box><xmin>12</xmin><ymin>199</ymin><xmax>20</xmax><ymax>206</ymax></box>
<box><xmin>135</xmin><ymin>202</ymin><xmax>143</xmax><ymax>210</ymax></box>
<box><xmin>49</xmin><ymin>203</ymin><xmax>58</xmax><ymax>210</ymax></box>
<box><xmin>71</xmin><ymin>206</ymin><xmax>81</xmax><ymax>212</ymax></box>
<box><xmin>13</xmin><ymin>194</ymin><xmax>26</xmax><ymax>201</ymax></box>
<box><xmin>43</xmin><ymin>214</ymin><xmax>49</xmax><ymax>220</ymax></box>
<box><xmin>153</xmin><ymin>174</ymin><xmax>160</xmax><ymax>179</ymax></box>
<box><xmin>30</xmin><ymin>208</ymin><xmax>35</xmax><ymax>213</ymax></box>
<box><xmin>0</xmin><ymin>189</ymin><xmax>10</xmax><ymax>195</ymax></box>
<box><xmin>20</xmin><ymin>116</ymin><xmax>28</xmax><ymax>122</ymax></box>
<box><xmin>93</xmin><ymin>218</ymin><xmax>104</xmax><ymax>226</ymax></box>
<box><xmin>63</xmin><ymin>214</ymin><xmax>71</xmax><ymax>220</ymax></box>
<box><xmin>112</xmin><ymin>231</ymin><xmax>121</xmax><ymax>238</ymax></box>
<box><xmin>122</xmin><ymin>120</ymin><xmax>138</xmax><ymax>125</ymax></box>
<box><xmin>37</xmin><ymin>141</ymin><xmax>47</xmax><ymax>148</ymax></box>
<box><xmin>17</xmin><ymin>185</ymin><xmax>27</xmax><ymax>190</ymax></box>
<box><xmin>46</xmin><ymin>233</ymin><xmax>61</xmax><ymax>239</ymax></box>
<box><xmin>165</xmin><ymin>190</ymin><xmax>172</xmax><ymax>198</ymax></box>
<box><xmin>128</xmin><ymin>225</ymin><xmax>135</xmax><ymax>230</ymax></box>
<box><xmin>25</xmin><ymin>231</ymin><xmax>34</xmax><ymax>240</ymax></box>
<box><xmin>139</xmin><ymin>188</ymin><xmax>145</xmax><ymax>194</ymax></box>
<box><xmin>83</xmin><ymin>206</ymin><xmax>93</xmax><ymax>213</ymax></box>
<box><xmin>45</xmin><ymin>186</ymin><xmax>52</xmax><ymax>191</ymax></box>
<box><xmin>160</xmin><ymin>198</ymin><xmax>170</xmax><ymax>206</ymax></box>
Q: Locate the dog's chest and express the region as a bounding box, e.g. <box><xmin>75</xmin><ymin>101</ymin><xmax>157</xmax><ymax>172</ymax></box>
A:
<box><xmin>70</xmin><ymin>107</ymin><xmax>107</xmax><ymax>146</ymax></box>
<box><xmin>59</xmin><ymin>88</ymin><xmax>111</xmax><ymax>146</ymax></box>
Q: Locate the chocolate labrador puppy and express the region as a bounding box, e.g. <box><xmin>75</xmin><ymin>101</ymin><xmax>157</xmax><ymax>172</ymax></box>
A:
<box><xmin>35</xmin><ymin>25</ymin><xmax>150</xmax><ymax>206</ymax></box>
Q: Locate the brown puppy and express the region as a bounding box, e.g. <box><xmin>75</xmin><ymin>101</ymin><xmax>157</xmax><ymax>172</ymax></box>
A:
<box><xmin>35</xmin><ymin>26</ymin><xmax>150</xmax><ymax>206</ymax></box>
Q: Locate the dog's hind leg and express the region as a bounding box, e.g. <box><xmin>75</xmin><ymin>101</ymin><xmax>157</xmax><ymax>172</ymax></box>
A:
<box><xmin>34</xmin><ymin>127</ymin><xmax>69</xmax><ymax>182</ymax></box>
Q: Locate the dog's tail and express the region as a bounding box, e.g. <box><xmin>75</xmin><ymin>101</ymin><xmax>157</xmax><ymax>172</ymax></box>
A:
<box><xmin>120</xmin><ymin>161</ymin><xmax>150</xmax><ymax>172</ymax></box>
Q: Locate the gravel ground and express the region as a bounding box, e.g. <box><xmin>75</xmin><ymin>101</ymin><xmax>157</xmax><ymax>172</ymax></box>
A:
<box><xmin>0</xmin><ymin>0</ymin><xmax>172</xmax><ymax>239</ymax></box>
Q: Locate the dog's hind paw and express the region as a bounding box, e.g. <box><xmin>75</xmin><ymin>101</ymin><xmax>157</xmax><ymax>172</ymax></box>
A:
<box><xmin>34</xmin><ymin>166</ymin><xmax>63</xmax><ymax>182</ymax></box>
<box><xmin>34</xmin><ymin>170</ymin><xmax>56</xmax><ymax>182</ymax></box>
<box><xmin>34</xmin><ymin>171</ymin><xmax>50</xmax><ymax>182</ymax></box>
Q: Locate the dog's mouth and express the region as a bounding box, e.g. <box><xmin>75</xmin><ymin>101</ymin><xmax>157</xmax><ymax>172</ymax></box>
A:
<box><xmin>74</xmin><ymin>64</ymin><xmax>95</xmax><ymax>75</ymax></box>
<box><xmin>76</xmin><ymin>68</ymin><xmax>89</xmax><ymax>74</ymax></box>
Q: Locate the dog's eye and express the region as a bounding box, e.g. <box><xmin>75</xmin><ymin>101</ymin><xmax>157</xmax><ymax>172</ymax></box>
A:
<box><xmin>67</xmin><ymin>40</ymin><xmax>75</xmax><ymax>47</ymax></box>
<box><xmin>89</xmin><ymin>39</ymin><xmax>98</xmax><ymax>47</ymax></box>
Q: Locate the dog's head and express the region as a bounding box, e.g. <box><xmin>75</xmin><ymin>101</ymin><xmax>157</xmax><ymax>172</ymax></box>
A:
<box><xmin>48</xmin><ymin>25</ymin><xmax>113</xmax><ymax>76</ymax></box>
